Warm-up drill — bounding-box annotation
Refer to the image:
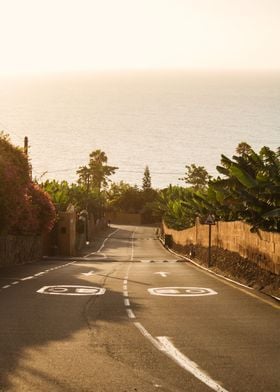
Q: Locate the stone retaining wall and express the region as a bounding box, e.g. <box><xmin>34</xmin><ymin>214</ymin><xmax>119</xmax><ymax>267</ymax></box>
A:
<box><xmin>163</xmin><ymin>220</ymin><xmax>280</xmax><ymax>275</ymax></box>
<box><xmin>0</xmin><ymin>235</ymin><xmax>42</xmax><ymax>267</ymax></box>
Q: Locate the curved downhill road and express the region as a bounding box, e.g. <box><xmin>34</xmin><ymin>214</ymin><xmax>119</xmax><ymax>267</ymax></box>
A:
<box><xmin>0</xmin><ymin>225</ymin><xmax>279</xmax><ymax>392</ymax></box>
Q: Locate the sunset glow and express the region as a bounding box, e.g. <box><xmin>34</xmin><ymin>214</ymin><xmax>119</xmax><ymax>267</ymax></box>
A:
<box><xmin>0</xmin><ymin>0</ymin><xmax>279</xmax><ymax>75</ymax></box>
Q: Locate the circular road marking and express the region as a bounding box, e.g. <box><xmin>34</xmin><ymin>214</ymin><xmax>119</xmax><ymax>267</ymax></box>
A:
<box><xmin>148</xmin><ymin>287</ymin><xmax>218</xmax><ymax>297</ymax></box>
<box><xmin>37</xmin><ymin>285</ymin><xmax>106</xmax><ymax>296</ymax></box>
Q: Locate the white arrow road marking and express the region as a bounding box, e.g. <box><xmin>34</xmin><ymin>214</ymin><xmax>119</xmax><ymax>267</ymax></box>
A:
<box><xmin>81</xmin><ymin>271</ymin><xmax>95</xmax><ymax>276</ymax></box>
<box><xmin>154</xmin><ymin>272</ymin><xmax>169</xmax><ymax>277</ymax></box>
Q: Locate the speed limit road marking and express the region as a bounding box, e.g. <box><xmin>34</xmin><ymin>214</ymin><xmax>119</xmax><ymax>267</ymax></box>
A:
<box><xmin>37</xmin><ymin>285</ymin><xmax>106</xmax><ymax>296</ymax></box>
<box><xmin>148</xmin><ymin>287</ymin><xmax>218</xmax><ymax>297</ymax></box>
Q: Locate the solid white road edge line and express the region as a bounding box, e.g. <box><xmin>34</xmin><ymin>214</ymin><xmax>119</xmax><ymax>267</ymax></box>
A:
<box><xmin>157</xmin><ymin>337</ymin><xmax>229</xmax><ymax>392</ymax></box>
<box><xmin>84</xmin><ymin>228</ymin><xmax>119</xmax><ymax>257</ymax></box>
<box><xmin>167</xmin><ymin>248</ymin><xmax>280</xmax><ymax>308</ymax></box>
<box><xmin>98</xmin><ymin>228</ymin><xmax>119</xmax><ymax>252</ymax></box>
<box><xmin>167</xmin><ymin>247</ymin><xmax>254</xmax><ymax>290</ymax></box>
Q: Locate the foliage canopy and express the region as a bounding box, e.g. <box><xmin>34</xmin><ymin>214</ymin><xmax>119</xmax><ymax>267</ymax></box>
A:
<box><xmin>160</xmin><ymin>143</ymin><xmax>280</xmax><ymax>232</ymax></box>
<box><xmin>0</xmin><ymin>133</ymin><xmax>55</xmax><ymax>235</ymax></box>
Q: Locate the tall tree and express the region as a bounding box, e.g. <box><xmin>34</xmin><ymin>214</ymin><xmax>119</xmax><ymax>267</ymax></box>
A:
<box><xmin>142</xmin><ymin>165</ymin><xmax>152</xmax><ymax>191</ymax></box>
<box><xmin>107</xmin><ymin>182</ymin><xmax>144</xmax><ymax>213</ymax></box>
<box><xmin>77</xmin><ymin>149</ymin><xmax>118</xmax><ymax>192</ymax></box>
<box><xmin>180</xmin><ymin>164</ymin><xmax>211</xmax><ymax>190</ymax></box>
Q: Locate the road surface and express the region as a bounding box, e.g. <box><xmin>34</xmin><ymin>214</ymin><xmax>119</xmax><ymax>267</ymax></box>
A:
<box><xmin>0</xmin><ymin>225</ymin><xmax>279</xmax><ymax>392</ymax></box>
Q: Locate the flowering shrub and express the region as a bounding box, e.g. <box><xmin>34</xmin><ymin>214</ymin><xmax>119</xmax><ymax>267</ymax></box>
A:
<box><xmin>28</xmin><ymin>183</ymin><xmax>56</xmax><ymax>233</ymax></box>
<box><xmin>0</xmin><ymin>133</ymin><xmax>56</xmax><ymax>235</ymax></box>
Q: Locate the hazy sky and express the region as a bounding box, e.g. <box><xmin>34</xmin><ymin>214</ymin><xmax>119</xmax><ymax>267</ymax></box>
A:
<box><xmin>0</xmin><ymin>0</ymin><xmax>279</xmax><ymax>74</ymax></box>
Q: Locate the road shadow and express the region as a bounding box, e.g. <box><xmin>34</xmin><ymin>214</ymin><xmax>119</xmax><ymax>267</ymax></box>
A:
<box><xmin>0</xmin><ymin>261</ymin><xmax>143</xmax><ymax>391</ymax></box>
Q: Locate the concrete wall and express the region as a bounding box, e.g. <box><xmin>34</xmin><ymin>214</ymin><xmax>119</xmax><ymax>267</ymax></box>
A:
<box><xmin>106</xmin><ymin>212</ymin><xmax>142</xmax><ymax>226</ymax></box>
<box><xmin>0</xmin><ymin>235</ymin><xmax>42</xmax><ymax>267</ymax></box>
<box><xmin>88</xmin><ymin>216</ymin><xmax>107</xmax><ymax>240</ymax></box>
<box><xmin>163</xmin><ymin>220</ymin><xmax>280</xmax><ymax>275</ymax></box>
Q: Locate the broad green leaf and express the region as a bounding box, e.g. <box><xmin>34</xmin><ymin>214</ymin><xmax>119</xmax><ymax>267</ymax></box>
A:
<box><xmin>262</xmin><ymin>208</ymin><xmax>280</xmax><ymax>218</ymax></box>
<box><xmin>230</xmin><ymin>165</ymin><xmax>257</xmax><ymax>188</ymax></box>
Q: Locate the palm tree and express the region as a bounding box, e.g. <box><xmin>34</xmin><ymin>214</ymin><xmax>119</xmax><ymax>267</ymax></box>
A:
<box><xmin>77</xmin><ymin>149</ymin><xmax>118</xmax><ymax>192</ymax></box>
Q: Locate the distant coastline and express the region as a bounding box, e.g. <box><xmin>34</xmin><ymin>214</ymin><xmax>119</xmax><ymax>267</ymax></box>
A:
<box><xmin>0</xmin><ymin>70</ymin><xmax>279</xmax><ymax>188</ymax></box>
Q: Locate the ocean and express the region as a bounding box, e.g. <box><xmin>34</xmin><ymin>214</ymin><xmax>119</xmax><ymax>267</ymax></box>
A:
<box><xmin>0</xmin><ymin>70</ymin><xmax>279</xmax><ymax>189</ymax></box>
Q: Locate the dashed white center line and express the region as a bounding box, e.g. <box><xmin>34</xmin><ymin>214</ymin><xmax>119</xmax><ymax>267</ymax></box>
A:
<box><xmin>21</xmin><ymin>276</ymin><xmax>33</xmax><ymax>281</ymax></box>
<box><xmin>123</xmin><ymin>264</ymin><xmax>135</xmax><ymax>320</ymax></box>
<box><xmin>2</xmin><ymin>285</ymin><xmax>11</xmax><ymax>289</ymax></box>
<box><xmin>12</xmin><ymin>281</ymin><xmax>19</xmax><ymax>285</ymax></box>
<box><xmin>134</xmin><ymin>322</ymin><xmax>163</xmax><ymax>351</ymax></box>
<box><xmin>124</xmin><ymin>298</ymin><xmax>130</xmax><ymax>307</ymax></box>
<box><xmin>124</xmin><ymin>260</ymin><xmax>228</xmax><ymax>392</ymax></box>
<box><xmin>130</xmin><ymin>232</ymin><xmax>135</xmax><ymax>261</ymax></box>
<box><xmin>157</xmin><ymin>337</ymin><xmax>229</xmax><ymax>392</ymax></box>
<box><xmin>126</xmin><ymin>309</ymin><xmax>136</xmax><ymax>319</ymax></box>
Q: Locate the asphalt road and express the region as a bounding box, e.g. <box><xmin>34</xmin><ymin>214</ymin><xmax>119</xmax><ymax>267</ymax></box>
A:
<box><xmin>0</xmin><ymin>225</ymin><xmax>279</xmax><ymax>392</ymax></box>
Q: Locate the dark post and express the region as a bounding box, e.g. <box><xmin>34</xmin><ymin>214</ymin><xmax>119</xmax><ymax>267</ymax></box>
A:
<box><xmin>208</xmin><ymin>223</ymin><xmax>212</xmax><ymax>268</ymax></box>
<box><xmin>24</xmin><ymin>136</ymin><xmax>28</xmax><ymax>156</ymax></box>
<box><xmin>85</xmin><ymin>214</ymin><xmax>89</xmax><ymax>245</ymax></box>
<box><xmin>205</xmin><ymin>213</ymin><xmax>215</xmax><ymax>268</ymax></box>
<box><xmin>24</xmin><ymin>136</ymin><xmax>32</xmax><ymax>179</ymax></box>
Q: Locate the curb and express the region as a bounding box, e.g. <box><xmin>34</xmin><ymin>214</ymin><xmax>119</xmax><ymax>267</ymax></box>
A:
<box><xmin>159</xmin><ymin>236</ymin><xmax>280</xmax><ymax>303</ymax></box>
